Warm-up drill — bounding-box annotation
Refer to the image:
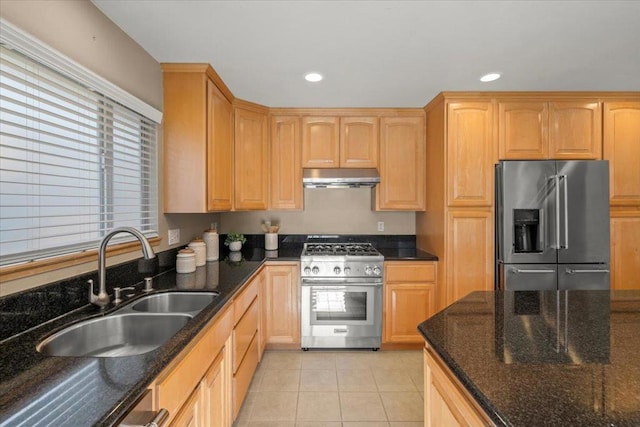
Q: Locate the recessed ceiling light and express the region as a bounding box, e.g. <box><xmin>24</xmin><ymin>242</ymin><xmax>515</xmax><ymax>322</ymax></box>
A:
<box><xmin>480</xmin><ymin>72</ymin><xmax>502</xmax><ymax>82</ymax></box>
<box><xmin>304</xmin><ymin>72</ymin><xmax>323</xmax><ymax>83</ymax></box>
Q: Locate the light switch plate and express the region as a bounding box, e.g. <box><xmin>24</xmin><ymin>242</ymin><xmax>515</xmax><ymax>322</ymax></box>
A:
<box><xmin>168</xmin><ymin>229</ymin><xmax>180</xmax><ymax>245</ymax></box>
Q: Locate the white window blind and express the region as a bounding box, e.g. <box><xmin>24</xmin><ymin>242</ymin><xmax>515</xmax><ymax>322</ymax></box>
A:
<box><xmin>0</xmin><ymin>45</ymin><xmax>158</xmax><ymax>266</ymax></box>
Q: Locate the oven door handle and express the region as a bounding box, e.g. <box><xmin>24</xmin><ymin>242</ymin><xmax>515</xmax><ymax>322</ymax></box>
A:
<box><xmin>301</xmin><ymin>279</ymin><xmax>382</xmax><ymax>287</ymax></box>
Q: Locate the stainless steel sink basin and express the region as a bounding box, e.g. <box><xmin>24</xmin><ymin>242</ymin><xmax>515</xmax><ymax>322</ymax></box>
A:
<box><xmin>37</xmin><ymin>313</ymin><xmax>191</xmax><ymax>357</ymax></box>
<box><xmin>130</xmin><ymin>292</ymin><xmax>219</xmax><ymax>314</ymax></box>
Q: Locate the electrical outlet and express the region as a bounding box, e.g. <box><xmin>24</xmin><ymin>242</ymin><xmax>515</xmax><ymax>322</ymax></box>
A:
<box><xmin>377</xmin><ymin>221</ymin><xmax>384</xmax><ymax>232</ymax></box>
<box><xmin>168</xmin><ymin>229</ymin><xmax>180</xmax><ymax>245</ymax></box>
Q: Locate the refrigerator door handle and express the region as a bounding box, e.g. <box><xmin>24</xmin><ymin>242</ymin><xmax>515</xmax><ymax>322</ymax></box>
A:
<box><xmin>566</xmin><ymin>268</ymin><xmax>610</xmax><ymax>274</ymax></box>
<box><xmin>559</xmin><ymin>174</ymin><xmax>569</xmax><ymax>249</ymax></box>
<box><xmin>551</xmin><ymin>174</ymin><xmax>561</xmax><ymax>249</ymax></box>
<box><xmin>511</xmin><ymin>268</ymin><xmax>556</xmax><ymax>274</ymax></box>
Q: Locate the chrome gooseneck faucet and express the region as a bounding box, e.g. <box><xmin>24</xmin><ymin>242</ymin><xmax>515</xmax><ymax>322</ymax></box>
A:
<box><xmin>89</xmin><ymin>227</ymin><xmax>156</xmax><ymax>307</ymax></box>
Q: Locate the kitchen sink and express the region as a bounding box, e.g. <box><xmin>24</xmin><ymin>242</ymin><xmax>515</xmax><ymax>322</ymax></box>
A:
<box><xmin>129</xmin><ymin>291</ymin><xmax>220</xmax><ymax>315</ymax></box>
<box><xmin>37</xmin><ymin>313</ymin><xmax>192</xmax><ymax>357</ymax></box>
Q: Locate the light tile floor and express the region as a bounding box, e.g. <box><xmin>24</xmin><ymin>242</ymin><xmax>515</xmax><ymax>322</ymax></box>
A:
<box><xmin>234</xmin><ymin>350</ymin><xmax>424</xmax><ymax>427</ymax></box>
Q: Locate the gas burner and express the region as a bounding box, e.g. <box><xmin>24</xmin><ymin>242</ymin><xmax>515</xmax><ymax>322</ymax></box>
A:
<box><xmin>302</xmin><ymin>242</ymin><xmax>381</xmax><ymax>257</ymax></box>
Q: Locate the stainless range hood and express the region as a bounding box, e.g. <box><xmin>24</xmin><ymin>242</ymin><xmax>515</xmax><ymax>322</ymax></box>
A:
<box><xmin>303</xmin><ymin>168</ymin><xmax>381</xmax><ymax>188</ymax></box>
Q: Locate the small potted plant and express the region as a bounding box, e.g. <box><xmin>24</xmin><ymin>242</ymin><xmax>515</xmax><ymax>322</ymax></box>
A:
<box><xmin>224</xmin><ymin>233</ymin><xmax>246</xmax><ymax>252</ymax></box>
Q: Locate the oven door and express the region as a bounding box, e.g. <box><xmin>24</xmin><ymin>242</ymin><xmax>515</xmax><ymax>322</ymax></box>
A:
<box><xmin>301</xmin><ymin>278</ymin><xmax>382</xmax><ymax>348</ymax></box>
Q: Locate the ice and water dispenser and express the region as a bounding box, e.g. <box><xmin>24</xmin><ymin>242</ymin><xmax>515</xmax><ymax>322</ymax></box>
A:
<box><xmin>513</xmin><ymin>209</ymin><xmax>540</xmax><ymax>253</ymax></box>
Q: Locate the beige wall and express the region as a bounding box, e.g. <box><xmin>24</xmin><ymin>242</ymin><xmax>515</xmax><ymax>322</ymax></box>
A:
<box><xmin>0</xmin><ymin>0</ymin><xmax>215</xmax><ymax>296</ymax></box>
<box><xmin>220</xmin><ymin>189</ymin><xmax>415</xmax><ymax>235</ymax></box>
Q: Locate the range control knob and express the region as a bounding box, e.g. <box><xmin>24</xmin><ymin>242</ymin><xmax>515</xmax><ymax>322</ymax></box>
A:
<box><xmin>312</xmin><ymin>266</ymin><xmax>320</xmax><ymax>275</ymax></box>
<box><xmin>373</xmin><ymin>266</ymin><xmax>381</xmax><ymax>276</ymax></box>
<box><xmin>343</xmin><ymin>267</ymin><xmax>351</xmax><ymax>275</ymax></box>
<box><xmin>304</xmin><ymin>266</ymin><xmax>311</xmax><ymax>275</ymax></box>
<box><xmin>334</xmin><ymin>266</ymin><xmax>341</xmax><ymax>275</ymax></box>
<box><xmin>365</xmin><ymin>266</ymin><xmax>373</xmax><ymax>275</ymax></box>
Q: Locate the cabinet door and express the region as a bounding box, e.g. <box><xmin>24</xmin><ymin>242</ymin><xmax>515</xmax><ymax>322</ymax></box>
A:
<box><xmin>384</xmin><ymin>283</ymin><xmax>436</xmax><ymax>344</ymax></box>
<box><xmin>424</xmin><ymin>347</ymin><xmax>492</xmax><ymax>426</ymax></box>
<box><xmin>207</xmin><ymin>80</ymin><xmax>234</xmax><ymax>211</ymax></box>
<box><xmin>604</xmin><ymin>102</ymin><xmax>640</xmax><ymax>206</ymax></box>
<box><xmin>447</xmin><ymin>102</ymin><xmax>494</xmax><ymax>207</ymax></box>
<box><xmin>610</xmin><ymin>211</ymin><xmax>640</xmax><ymax>290</ymax></box>
<box><xmin>171</xmin><ymin>387</ymin><xmax>201</xmax><ymax>427</ymax></box>
<box><xmin>498</xmin><ymin>101</ymin><xmax>548</xmax><ymax>159</ymax></box>
<box><xmin>270</xmin><ymin>116</ymin><xmax>302</xmax><ymax>210</ymax></box>
<box><xmin>234</xmin><ymin>107</ymin><xmax>269</xmax><ymax>210</ymax></box>
<box><xmin>377</xmin><ymin>116</ymin><xmax>426</xmax><ymax>210</ymax></box>
<box><xmin>340</xmin><ymin>116</ymin><xmax>379</xmax><ymax>168</ymax></box>
<box><xmin>302</xmin><ymin>116</ymin><xmax>339</xmax><ymax>168</ymax></box>
<box><xmin>446</xmin><ymin>209</ymin><xmax>494</xmax><ymax>305</ymax></box>
<box><xmin>264</xmin><ymin>263</ymin><xmax>300</xmax><ymax>345</ymax></box>
<box><xmin>200</xmin><ymin>352</ymin><xmax>227</xmax><ymax>427</ymax></box>
<box><xmin>549</xmin><ymin>101</ymin><xmax>602</xmax><ymax>159</ymax></box>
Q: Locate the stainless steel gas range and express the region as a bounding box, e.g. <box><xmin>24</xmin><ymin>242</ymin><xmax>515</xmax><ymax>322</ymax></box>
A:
<box><xmin>300</xmin><ymin>242</ymin><xmax>383</xmax><ymax>350</ymax></box>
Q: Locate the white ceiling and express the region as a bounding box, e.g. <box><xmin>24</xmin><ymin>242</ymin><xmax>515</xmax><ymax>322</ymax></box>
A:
<box><xmin>92</xmin><ymin>0</ymin><xmax>640</xmax><ymax>108</ymax></box>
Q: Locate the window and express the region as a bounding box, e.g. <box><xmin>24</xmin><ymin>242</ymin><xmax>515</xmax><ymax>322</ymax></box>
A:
<box><xmin>0</xmin><ymin>40</ymin><xmax>159</xmax><ymax>267</ymax></box>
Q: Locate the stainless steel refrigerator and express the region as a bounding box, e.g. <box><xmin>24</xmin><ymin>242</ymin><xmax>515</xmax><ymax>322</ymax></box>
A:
<box><xmin>495</xmin><ymin>160</ymin><xmax>610</xmax><ymax>291</ymax></box>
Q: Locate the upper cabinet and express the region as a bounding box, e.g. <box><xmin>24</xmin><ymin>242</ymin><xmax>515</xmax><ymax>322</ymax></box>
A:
<box><xmin>234</xmin><ymin>102</ymin><xmax>269</xmax><ymax>210</ymax></box>
<box><xmin>498</xmin><ymin>99</ymin><xmax>602</xmax><ymax>160</ymax></box>
<box><xmin>302</xmin><ymin>116</ymin><xmax>378</xmax><ymax>168</ymax></box>
<box><xmin>447</xmin><ymin>101</ymin><xmax>495</xmax><ymax>207</ymax></box>
<box><xmin>376</xmin><ymin>115</ymin><xmax>426</xmax><ymax>210</ymax></box>
<box><xmin>603</xmin><ymin>101</ymin><xmax>640</xmax><ymax>206</ymax></box>
<box><xmin>162</xmin><ymin>64</ymin><xmax>234</xmax><ymax>213</ymax></box>
<box><xmin>270</xmin><ymin>116</ymin><xmax>303</xmax><ymax>210</ymax></box>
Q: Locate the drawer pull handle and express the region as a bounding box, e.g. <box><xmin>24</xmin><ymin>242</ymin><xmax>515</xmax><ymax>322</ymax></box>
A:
<box><xmin>144</xmin><ymin>408</ymin><xmax>169</xmax><ymax>427</ymax></box>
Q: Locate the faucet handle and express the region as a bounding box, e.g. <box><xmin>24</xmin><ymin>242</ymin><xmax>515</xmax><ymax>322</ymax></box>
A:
<box><xmin>113</xmin><ymin>286</ymin><xmax>136</xmax><ymax>304</ymax></box>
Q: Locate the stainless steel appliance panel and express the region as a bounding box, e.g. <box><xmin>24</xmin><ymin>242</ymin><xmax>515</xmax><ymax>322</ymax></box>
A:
<box><xmin>500</xmin><ymin>263</ymin><xmax>558</xmax><ymax>291</ymax></box>
<box><xmin>556</xmin><ymin>161</ymin><xmax>610</xmax><ymax>264</ymax></box>
<box><xmin>497</xmin><ymin>160</ymin><xmax>558</xmax><ymax>264</ymax></box>
<box><xmin>558</xmin><ymin>264</ymin><xmax>611</xmax><ymax>290</ymax></box>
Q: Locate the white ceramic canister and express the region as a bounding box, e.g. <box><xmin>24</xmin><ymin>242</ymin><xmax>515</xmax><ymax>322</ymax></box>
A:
<box><xmin>176</xmin><ymin>248</ymin><xmax>196</xmax><ymax>273</ymax></box>
<box><xmin>203</xmin><ymin>228</ymin><xmax>219</xmax><ymax>261</ymax></box>
<box><xmin>265</xmin><ymin>233</ymin><xmax>278</xmax><ymax>250</ymax></box>
<box><xmin>188</xmin><ymin>238</ymin><xmax>207</xmax><ymax>266</ymax></box>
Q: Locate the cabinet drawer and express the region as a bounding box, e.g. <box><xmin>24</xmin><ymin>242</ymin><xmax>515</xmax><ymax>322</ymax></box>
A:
<box><xmin>156</xmin><ymin>304</ymin><xmax>233</xmax><ymax>420</ymax></box>
<box><xmin>233</xmin><ymin>333</ymin><xmax>259</xmax><ymax>420</ymax></box>
<box><xmin>385</xmin><ymin>262</ymin><xmax>436</xmax><ymax>283</ymax></box>
<box><xmin>234</xmin><ymin>276</ymin><xmax>259</xmax><ymax>325</ymax></box>
<box><xmin>233</xmin><ymin>298</ymin><xmax>258</xmax><ymax>373</ymax></box>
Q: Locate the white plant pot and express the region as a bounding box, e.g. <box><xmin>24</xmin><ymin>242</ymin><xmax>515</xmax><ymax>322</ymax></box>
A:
<box><xmin>229</xmin><ymin>241</ymin><xmax>242</xmax><ymax>251</ymax></box>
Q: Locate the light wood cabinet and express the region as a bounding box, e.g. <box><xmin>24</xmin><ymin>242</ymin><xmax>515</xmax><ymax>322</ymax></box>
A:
<box><xmin>603</xmin><ymin>101</ymin><xmax>640</xmax><ymax>207</ymax></box>
<box><xmin>154</xmin><ymin>303</ymin><xmax>234</xmax><ymax>425</ymax></box>
<box><xmin>446</xmin><ymin>209</ymin><xmax>494</xmax><ymax>304</ymax></box>
<box><xmin>263</xmin><ymin>262</ymin><xmax>301</xmax><ymax>348</ymax></box>
<box><xmin>376</xmin><ymin>115</ymin><xmax>426</xmax><ymax>210</ymax></box>
<box><xmin>234</xmin><ymin>103</ymin><xmax>269</xmax><ymax>210</ymax></box>
<box><xmin>498</xmin><ymin>100</ymin><xmax>601</xmax><ymax>160</ymax></box>
<box><xmin>424</xmin><ymin>346</ymin><xmax>493</xmax><ymax>427</ymax></box>
<box><xmin>610</xmin><ymin>210</ymin><xmax>640</xmax><ymax>290</ymax></box>
<box><xmin>270</xmin><ymin>116</ymin><xmax>303</xmax><ymax>210</ymax></box>
<box><xmin>199</xmin><ymin>352</ymin><xmax>227</xmax><ymax>427</ymax></box>
<box><xmin>340</xmin><ymin>116</ymin><xmax>379</xmax><ymax>167</ymax></box>
<box><xmin>447</xmin><ymin>102</ymin><xmax>494</xmax><ymax>207</ymax></box>
<box><xmin>231</xmin><ymin>274</ymin><xmax>261</xmax><ymax>419</ymax></box>
<box><xmin>383</xmin><ymin>261</ymin><xmax>437</xmax><ymax>345</ymax></box>
<box><xmin>301</xmin><ymin>115</ymin><xmax>378</xmax><ymax>168</ymax></box>
<box><xmin>302</xmin><ymin>116</ymin><xmax>340</xmax><ymax>167</ymax></box>
<box><xmin>162</xmin><ymin>64</ymin><xmax>234</xmax><ymax>212</ymax></box>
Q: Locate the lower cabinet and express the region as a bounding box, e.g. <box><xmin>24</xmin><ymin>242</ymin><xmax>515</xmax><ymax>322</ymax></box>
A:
<box><xmin>154</xmin><ymin>303</ymin><xmax>234</xmax><ymax>426</ymax></box>
<box><xmin>262</xmin><ymin>262</ymin><xmax>301</xmax><ymax>348</ymax></box>
<box><xmin>383</xmin><ymin>261</ymin><xmax>437</xmax><ymax>346</ymax></box>
<box><xmin>610</xmin><ymin>210</ymin><xmax>640</xmax><ymax>290</ymax></box>
<box><xmin>424</xmin><ymin>345</ymin><xmax>493</xmax><ymax>427</ymax></box>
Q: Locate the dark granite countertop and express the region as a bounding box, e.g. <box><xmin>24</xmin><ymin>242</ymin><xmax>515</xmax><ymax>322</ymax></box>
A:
<box><xmin>0</xmin><ymin>234</ymin><xmax>437</xmax><ymax>426</ymax></box>
<box><xmin>418</xmin><ymin>290</ymin><xmax>640</xmax><ymax>426</ymax></box>
<box><xmin>0</xmin><ymin>259</ymin><xmax>264</xmax><ymax>427</ymax></box>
